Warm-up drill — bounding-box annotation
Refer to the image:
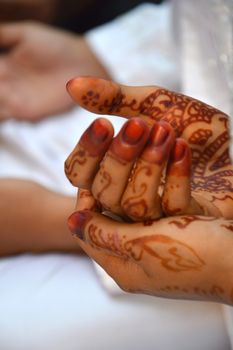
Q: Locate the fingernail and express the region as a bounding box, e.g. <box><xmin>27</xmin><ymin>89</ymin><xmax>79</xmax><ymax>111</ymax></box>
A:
<box><xmin>90</xmin><ymin>118</ymin><xmax>109</xmax><ymax>142</ymax></box>
<box><xmin>67</xmin><ymin>210</ymin><xmax>92</xmax><ymax>240</ymax></box>
<box><xmin>150</xmin><ymin>123</ymin><xmax>169</xmax><ymax>146</ymax></box>
<box><xmin>122</xmin><ymin>120</ymin><xmax>145</xmax><ymax>145</ymax></box>
<box><xmin>172</xmin><ymin>140</ymin><xmax>187</xmax><ymax>162</ymax></box>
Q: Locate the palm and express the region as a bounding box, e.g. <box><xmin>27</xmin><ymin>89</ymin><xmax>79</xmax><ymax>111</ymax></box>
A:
<box><xmin>67</xmin><ymin>77</ymin><xmax>233</xmax><ymax>218</ymax></box>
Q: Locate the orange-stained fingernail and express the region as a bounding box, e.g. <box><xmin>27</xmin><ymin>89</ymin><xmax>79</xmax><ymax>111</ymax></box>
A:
<box><xmin>171</xmin><ymin>139</ymin><xmax>186</xmax><ymax>162</ymax></box>
<box><xmin>90</xmin><ymin>118</ymin><xmax>110</xmax><ymax>142</ymax></box>
<box><xmin>167</xmin><ymin>139</ymin><xmax>191</xmax><ymax>176</ymax></box>
<box><xmin>122</xmin><ymin>119</ymin><xmax>145</xmax><ymax>144</ymax></box>
<box><xmin>67</xmin><ymin>210</ymin><xmax>92</xmax><ymax>240</ymax></box>
<box><xmin>150</xmin><ymin>123</ymin><xmax>169</xmax><ymax>146</ymax></box>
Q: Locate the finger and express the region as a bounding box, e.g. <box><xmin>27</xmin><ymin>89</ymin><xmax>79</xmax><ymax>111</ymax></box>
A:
<box><xmin>66</xmin><ymin>76</ymin><xmax>171</xmax><ymax>126</ymax></box>
<box><xmin>75</xmin><ymin>188</ymin><xmax>100</xmax><ymax>212</ymax></box>
<box><xmin>64</xmin><ymin>118</ymin><xmax>114</xmax><ymax>189</ymax></box>
<box><xmin>162</xmin><ymin>139</ymin><xmax>204</xmax><ymax>215</ymax></box>
<box><xmin>121</xmin><ymin>121</ymin><xmax>175</xmax><ymax>221</ymax></box>
<box><xmin>91</xmin><ymin>118</ymin><xmax>150</xmax><ymax>215</ymax></box>
<box><xmin>68</xmin><ymin>210</ymin><xmax>136</xmax><ymax>256</ymax></box>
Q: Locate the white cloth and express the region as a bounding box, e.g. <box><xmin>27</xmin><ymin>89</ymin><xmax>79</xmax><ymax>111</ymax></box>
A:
<box><xmin>0</xmin><ymin>2</ymin><xmax>232</xmax><ymax>349</ymax></box>
<box><xmin>0</xmin><ymin>254</ymin><xmax>229</xmax><ymax>350</ymax></box>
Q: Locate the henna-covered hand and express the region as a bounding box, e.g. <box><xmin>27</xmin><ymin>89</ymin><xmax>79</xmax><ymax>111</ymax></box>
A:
<box><xmin>67</xmin><ymin>208</ymin><xmax>233</xmax><ymax>305</ymax></box>
<box><xmin>65</xmin><ymin>77</ymin><xmax>233</xmax><ymax>219</ymax></box>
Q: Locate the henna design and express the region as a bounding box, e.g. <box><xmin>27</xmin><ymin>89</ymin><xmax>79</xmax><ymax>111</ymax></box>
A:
<box><xmin>191</xmin><ymin>171</ymin><xmax>233</xmax><ymax>192</ymax></box>
<box><xmin>209</xmin><ymin>285</ymin><xmax>225</xmax><ymax>300</ymax></box>
<box><xmin>188</xmin><ymin>129</ymin><xmax>213</xmax><ymax>146</ymax></box>
<box><xmin>169</xmin><ymin>215</ymin><xmax>216</xmax><ymax>229</ymax></box>
<box><xmin>81</xmin><ymin>90</ymin><xmax>100</xmax><ymax>107</ymax></box>
<box><xmin>81</xmin><ymin>89</ymin><xmax>124</xmax><ymax>113</ymax></box>
<box><xmin>193</xmin><ymin>285</ymin><xmax>225</xmax><ymax>301</ymax></box>
<box><xmin>221</xmin><ymin>223</ymin><xmax>233</xmax><ymax>232</ymax></box>
<box><xmin>87</xmin><ymin>224</ymin><xmax>205</xmax><ymax>271</ymax></box>
<box><xmin>123</xmin><ymin>198</ymin><xmax>148</xmax><ymax>219</ymax></box>
<box><xmin>122</xmin><ymin>164</ymin><xmax>151</xmax><ymax>218</ymax></box>
<box><xmin>209</xmin><ymin>149</ymin><xmax>231</xmax><ymax>171</ymax></box>
<box><xmin>88</xmin><ymin>224</ymin><xmax>126</xmax><ymax>257</ymax></box>
<box><xmin>209</xmin><ymin>194</ymin><xmax>233</xmax><ymax>203</ymax></box>
<box><xmin>192</xmin><ymin>130</ymin><xmax>229</xmax><ymax>176</ymax></box>
<box><xmin>159</xmin><ymin>285</ymin><xmax>189</xmax><ymax>293</ymax></box>
<box><xmin>158</xmin><ymin>284</ymin><xmax>225</xmax><ymax>301</ymax></box>
<box><xmin>124</xmin><ymin>234</ymin><xmax>205</xmax><ymax>271</ymax></box>
<box><xmin>95</xmin><ymin>168</ymin><xmax>112</xmax><ymax>201</ymax></box>
<box><xmin>65</xmin><ymin>146</ymin><xmax>87</xmax><ymax>181</ymax></box>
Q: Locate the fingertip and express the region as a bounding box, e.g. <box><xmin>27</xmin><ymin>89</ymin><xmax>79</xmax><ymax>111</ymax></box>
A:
<box><xmin>90</xmin><ymin>117</ymin><xmax>114</xmax><ymax>141</ymax></box>
<box><xmin>67</xmin><ymin>210</ymin><xmax>93</xmax><ymax>240</ymax></box>
<box><xmin>168</xmin><ymin>138</ymin><xmax>191</xmax><ymax>176</ymax></box>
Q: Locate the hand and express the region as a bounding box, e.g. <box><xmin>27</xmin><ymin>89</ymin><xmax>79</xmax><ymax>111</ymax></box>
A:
<box><xmin>66</xmin><ymin>77</ymin><xmax>233</xmax><ymax>219</ymax></box>
<box><xmin>0</xmin><ymin>22</ymin><xmax>109</xmax><ymax>121</ymax></box>
<box><xmin>67</xmin><ymin>206</ymin><xmax>233</xmax><ymax>305</ymax></box>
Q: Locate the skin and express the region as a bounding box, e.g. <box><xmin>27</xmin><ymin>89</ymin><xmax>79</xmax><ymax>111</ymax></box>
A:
<box><xmin>0</xmin><ymin>179</ymin><xmax>81</xmax><ymax>256</ymax></box>
<box><xmin>0</xmin><ymin>22</ymin><xmax>110</xmax><ymax>121</ymax></box>
<box><xmin>65</xmin><ymin>77</ymin><xmax>233</xmax><ymax>304</ymax></box>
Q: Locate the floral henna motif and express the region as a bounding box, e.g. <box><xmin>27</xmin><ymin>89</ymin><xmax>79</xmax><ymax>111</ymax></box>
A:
<box><xmin>81</xmin><ymin>89</ymin><xmax>124</xmax><ymax>114</ymax></box>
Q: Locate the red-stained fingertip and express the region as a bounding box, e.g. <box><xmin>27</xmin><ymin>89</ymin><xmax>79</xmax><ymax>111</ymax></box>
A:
<box><xmin>168</xmin><ymin>139</ymin><xmax>191</xmax><ymax>176</ymax></box>
<box><xmin>67</xmin><ymin>210</ymin><xmax>92</xmax><ymax>240</ymax></box>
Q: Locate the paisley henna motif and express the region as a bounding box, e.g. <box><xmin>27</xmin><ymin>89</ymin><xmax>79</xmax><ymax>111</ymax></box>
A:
<box><xmin>124</xmin><ymin>234</ymin><xmax>205</xmax><ymax>272</ymax></box>
<box><xmin>87</xmin><ymin>223</ymin><xmax>205</xmax><ymax>272</ymax></box>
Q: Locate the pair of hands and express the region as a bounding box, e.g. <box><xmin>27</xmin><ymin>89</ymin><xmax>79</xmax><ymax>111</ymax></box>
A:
<box><xmin>65</xmin><ymin>77</ymin><xmax>233</xmax><ymax>304</ymax></box>
<box><xmin>0</xmin><ymin>21</ymin><xmax>109</xmax><ymax>120</ymax></box>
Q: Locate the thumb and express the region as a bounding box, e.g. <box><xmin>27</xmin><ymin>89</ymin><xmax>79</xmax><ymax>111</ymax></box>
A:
<box><xmin>66</xmin><ymin>76</ymin><xmax>166</xmax><ymax>126</ymax></box>
<box><xmin>67</xmin><ymin>210</ymin><xmax>144</xmax><ymax>258</ymax></box>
